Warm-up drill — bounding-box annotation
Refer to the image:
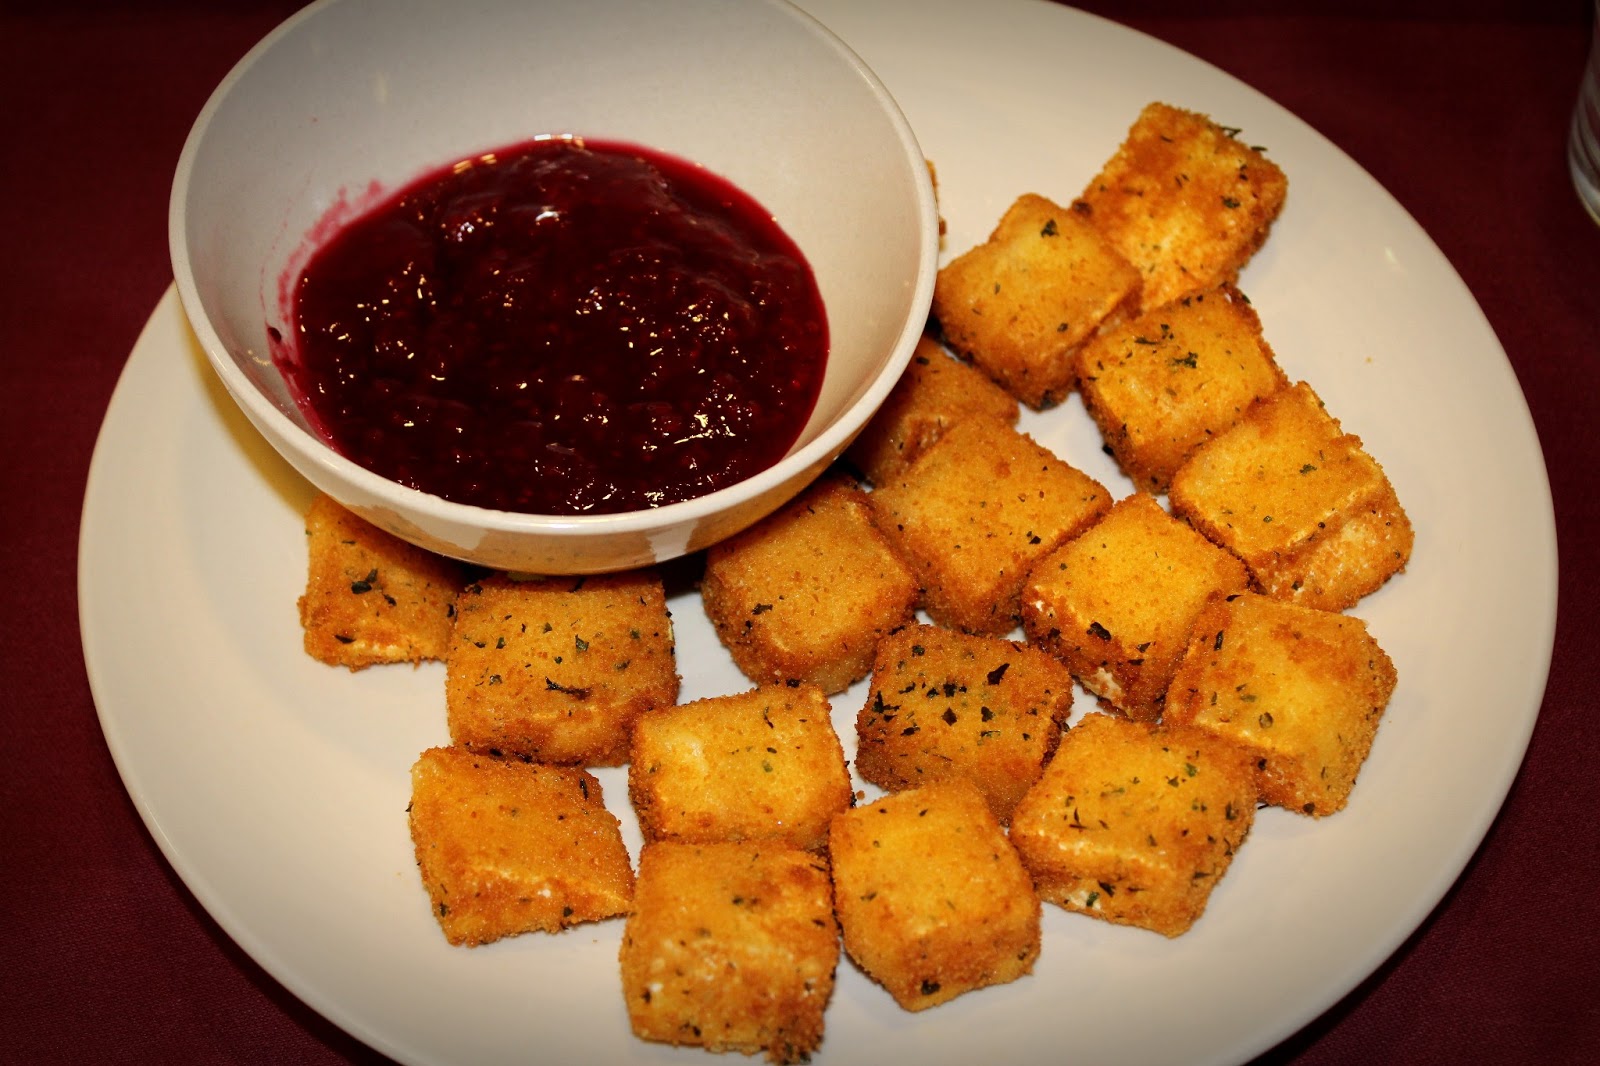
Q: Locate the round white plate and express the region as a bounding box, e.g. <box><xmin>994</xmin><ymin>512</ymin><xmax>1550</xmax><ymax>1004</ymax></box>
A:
<box><xmin>80</xmin><ymin>2</ymin><xmax>1557</xmax><ymax>1064</ymax></box>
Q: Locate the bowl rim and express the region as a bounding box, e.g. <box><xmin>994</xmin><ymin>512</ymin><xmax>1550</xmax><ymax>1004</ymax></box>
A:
<box><xmin>167</xmin><ymin>0</ymin><xmax>940</xmax><ymax>539</ymax></box>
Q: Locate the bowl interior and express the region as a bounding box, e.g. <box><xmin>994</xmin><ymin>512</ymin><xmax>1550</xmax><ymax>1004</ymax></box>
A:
<box><xmin>173</xmin><ymin>0</ymin><xmax>936</xmax><ymax>535</ymax></box>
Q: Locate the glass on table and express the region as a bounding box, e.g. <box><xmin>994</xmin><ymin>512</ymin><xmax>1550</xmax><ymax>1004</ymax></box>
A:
<box><xmin>1572</xmin><ymin>0</ymin><xmax>1600</xmax><ymax>223</ymax></box>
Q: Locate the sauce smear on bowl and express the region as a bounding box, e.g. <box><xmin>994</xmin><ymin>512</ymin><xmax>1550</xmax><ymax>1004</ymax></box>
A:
<box><xmin>282</xmin><ymin>137</ymin><xmax>828</xmax><ymax>515</ymax></box>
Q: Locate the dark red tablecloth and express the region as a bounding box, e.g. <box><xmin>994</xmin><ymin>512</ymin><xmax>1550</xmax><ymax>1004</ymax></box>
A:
<box><xmin>4</xmin><ymin>2</ymin><xmax>1596</xmax><ymax>1063</ymax></box>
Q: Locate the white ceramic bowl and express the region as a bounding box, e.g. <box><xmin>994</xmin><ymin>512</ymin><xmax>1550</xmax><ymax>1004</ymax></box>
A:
<box><xmin>170</xmin><ymin>0</ymin><xmax>937</xmax><ymax>574</ymax></box>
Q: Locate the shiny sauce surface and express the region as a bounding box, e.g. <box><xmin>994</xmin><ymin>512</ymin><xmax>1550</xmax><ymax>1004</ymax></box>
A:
<box><xmin>282</xmin><ymin>137</ymin><xmax>828</xmax><ymax>515</ymax></box>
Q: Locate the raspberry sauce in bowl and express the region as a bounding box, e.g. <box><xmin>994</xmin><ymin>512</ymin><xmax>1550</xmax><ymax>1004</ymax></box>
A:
<box><xmin>172</xmin><ymin>0</ymin><xmax>939</xmax><ymax>573</ymax></box>
<box><xmin>280</xmin><ymin>137</ymin><xmax>828</xmax><ymax>516</ymax></box>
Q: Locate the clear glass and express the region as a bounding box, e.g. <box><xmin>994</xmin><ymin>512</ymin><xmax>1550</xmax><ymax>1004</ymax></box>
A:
<box><xmin>1571</xmin><ymin>2</ymin><xmax>1600</xmax><ymax>223</ymax></box>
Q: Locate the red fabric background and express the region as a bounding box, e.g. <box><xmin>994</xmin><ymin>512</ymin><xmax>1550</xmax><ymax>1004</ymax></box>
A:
<box><xmin>2</xmin><ymin>2</ymin><xmax>1595</xmax><ymax>1063</ymax></box>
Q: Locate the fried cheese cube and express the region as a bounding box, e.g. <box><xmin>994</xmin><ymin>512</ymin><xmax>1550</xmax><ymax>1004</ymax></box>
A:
<box><xmin>628</xmin><ymin>684</ymin><xmax>851</xmax><ymax>853</ymax></box>
<box><xmin>1075</xmin><ymin>102</ymin><xmax>1288</xmax><ymax>311</ymax></box>
<box><xmin>1166</xmin><ymin>592</ymin><xmax>1398</xmax><ymax>817</ymax></box>
<box><xmin>408</xmin><ymin>746</ymin><xmax>633</xmax><ymax>947</ymax></box>
<box><xmin>1009</xmin><ymin>712</ymin><xmax>1256</xmax><ymax>937</ymax></box>
<box><xmin>854</xmin><ymin>624</ymin><xmax>1075</xmax><ymax>824</ymax></box>
<box><xmin>1021</xmin><ymin>493</ymin><xmax>1249</xmax><ymax>720</ymax></box>
<box><xmin>933</xmin><ymin>192</ymin><xmax>1142</xmax><ymax>408</ymax></box>
<box><xmin>1168</xmin><ymin>381</ymin><xmax>1414</xmax><ymax>611</ymax></box>
<box><xmin>845</xmin><ymin>333</ymin><xmax>1020</xmax><ymax>486</ymax></box>
<box><xmin>620</xmin><ymin>842</ymin><xmax>839</xmax><ymax>1064</ymax></box>
<box><xmin>829</xmin><ymin>780</ymin><xmax>1040</xmax><ymax>1011</ymax></box>
<box><xmin>700</xmin><ymin>473</ymin><xmax>919</xmax><ymax>695</ymax></box>
<box><xmin>870</xmin><ymin>417</ymin><xmax>1112</xmax><ymax>636</ymax></box>
<box><xmin>297</xmin><ymin>493</ymin><xmax>465</xmax><ymax>669</ymax></box>
<box><xmin>445</xmin><ymin>570</ymin><xmax>679</xmax><ymax>766</ymax></box>
<box><xmin>1076</xmin><ymin>284</ymin><xmax>1287</xmax><ymax>494</ymax></box>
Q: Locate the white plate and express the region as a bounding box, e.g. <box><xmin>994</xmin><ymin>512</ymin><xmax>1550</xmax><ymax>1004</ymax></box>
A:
<box><xmin>79</xmin><ymin>2</ymin><xmax>1557</xmax><ymax>1064</ymax></box>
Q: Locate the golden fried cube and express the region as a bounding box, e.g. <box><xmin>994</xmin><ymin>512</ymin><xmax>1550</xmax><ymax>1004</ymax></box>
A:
<box><xmin>1009</xmin><ymin>713</ymin><xmax>1256</xmax><ymax>937</ymax></box>
<box><xmin>845</xmin><ymin>333</ymin><xmax>1020</xmax><ymax>486</ymax></box>
<box><xmin>1166</xmin><ymin>592</ymin><xmax>1398</xmax><ymax>816</ymax></box>
<box><xmin>1168</xmin><ymin>381</ymin><xmax>1414</xmax><ymax>611</ymax></box>
<box><xmin>870</xmin><ymin>417</ymin><xmax>1112</xmax><ymax>636</ymax></box>
<box><xmin>629</xmin><ymin>684</ymin><xmax>851</xmax><ymax>853</ymax></box>
<box><xmin>297</xmin><ymin>493</ymin><xmax>465</xmax><ymax>669</ymax></box>
<box><xmin>933</xmin><ymin>192</ymin><xmax>1142</xmax><ymax>408</ymax></box>
<box><xmin>407</xmin><ymin>746</ymin><xmax>633</xmax><ymax>947</ymax></box>
<box><xmin>854</xmin><ymin>624</ymin><xmax>1075</xmax><ymax>824</ymax></box>
<box><xmin>445</xmin><ymin>571</ymin><xmax>678</xmax><ymax>766</ymax></box>
<box><xmin>1021</xmin><ymin>493</ymin><xmax>1249</xmax><ymax>720</ymax></box>
<box><xmin>828</xmin><ymin>780</ymin><xmax>1040</xmax><ymax>1011</ymax></box>
<box><xmin>1075</xmin><ymin>102</ymin><xmax>1288</xmax><ymax>311</ymax></box>
<box><xmin>620</xmin><ymin>842</ymin><xmax>839</xmax><ymax>1064</ymax></box>
<box><xmin>1076</xmin><ymin>284</ymin><xmax>1287</xmax><ymax>493</ymax></box>
<box><xmin>700</xmin><ymin>473</ymin><xmax>919</xmax><ymax>695</ymax></box>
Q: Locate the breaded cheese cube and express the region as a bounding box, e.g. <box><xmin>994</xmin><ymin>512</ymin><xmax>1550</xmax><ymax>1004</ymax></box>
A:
<box><xmin>445</xmin><ymin>570</ymin><xmax>678</xmax><ymax>766</ymax></box>
<box><xmin>297</xmin><ymin>493</ymin><xmax>465</xmax><ymax>669</ymax></box>
<box><xmin>845</xmin><ymin>333</ymin><xmax>1020</xmax><ymax>486</ymax></box>
<box><xmin>1021</xmin><ymin>492</ymin><xmax>1249</xmax><ymax>720</ymax></box>
<box><xmin>933</xmin><ymin>192</ymin><xmax>1142</xmax><ymax>408</ymax></box>
<box><xmin>1076</xmin><ymin>284</ymin><xmax>1287</xmax><ymax>494</ymax></box>
<box><xmin>870</xmin><ymin>417</ymin><xmax>1112</xmax><ymax>636</ymax></box>
<box><xmin>854</xmin><ymin>624</ymin><xmax>1076</xmax><ymax>824</ymax></box>
<box><xmin>829</xmin><ymin>779</ymin><xmax>1040</xmax><ymax>1011</ymax></box>
<box><xmin>1168</xmin><ymin>381</ymin><xmax>1414</xmax><ymax>611</ymax></box>
<box><xmin>1075</xmin><ymin>102</ymin><xmax>1289</xmax><ymax>311</ymax></box>
<box><xmin>629</xmin><ymin>684</ymin><xmax>851</xmax><ymax>853</ymax></box>
<box><xmin>620</xmin><ymin>842</ymin><xmax>839</xmax><ymax>1065</ymax></box>
<box><xmin>700</xmin><ymin>473</ymin><xmax>919</xmax><ymax>695</ymax></box>
<box><xmin>1009</xmin><ymin>712</ymin><xmax>1256</xmax><ymax>937</ymax></box>
<box><xmin>408</xmin><ymin>746</ymin><xmax>633</xmax><ymax>947</ymax></box>
<box><xmin>1166</xmin><ymin>592</ymin><xmax>1398</xmax><ymax>817</ymax></box>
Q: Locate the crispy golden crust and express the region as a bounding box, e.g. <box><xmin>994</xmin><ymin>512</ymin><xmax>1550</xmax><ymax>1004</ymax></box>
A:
<box><xmin>1168</xmin><ymin>381</ymin><xmax>1413</xmax><ymax>611</ymax></box>
<box><xmin>854</xmin><ymin>624</ymin><xmax>1074</xmax><ymax>825</ymax></box>
<box><xmin>297</xmin><ymin>494</ymin><xmax>465</xmax><ymax>669</ymax></box>
<box><xmin>828</xmin><ymin>780</ymin><xmax>1040</xmax><ymax>1011</ymax></box>
<box><xmin>933</xmin><ymin>193</ymin><xmax>1142</xmax><ymax>408</ymax></box>
<box><xmin>444</xmin><ymin>570</ymin><xmax>679</xmax><ymax>766</ymax></box>
<box><xmin>1076</xmin><ymin>284</ymin><xmax>1288</xmax><ymax>493</ymax></box>
<box><xmin>869</xmin><ymin>417</ymin><xmax>1112</xmax><ymax>636</ymax></box>
<box><xmin>1021</xmin><ymin>493</ymin><xmax>1250</xmax><ymax>721</ymax></box>
<box><xmin>1166</xmin><ymin>592</ymin><xmax>1398</xmax><ymax>817</ymax></box>
<box><xmin>408</xmin><ymin>746</ymin><xmax>633</xmax><ymax>947</ymax></box>
<box><xmin>628</xmin><ymin>684</ymin><xmax>852</xmax><ymax>852</ymax></box>
<box><xmin>845</xmin><ymin>333</ymin><xmax>1020</xmax><ymax>486</ymax></box>
<box><xmin>1075</xmin><ymin>102</ymin><xmax>1288</xmax><ymax>311</ymax></box>
<box><xmin>1009</xmin><ymin>713</ymin><xmax>1257</xmax><ymax>937</ymax></box>
<box><xmin>621</xmin><ymin>842</ymin><xmax>839</xmax><ymax>1064</ymax></box>
<box><xmin>700</xmin><ymin>474</ymin><xmax>920</xmax><ymax>695</ymax></box>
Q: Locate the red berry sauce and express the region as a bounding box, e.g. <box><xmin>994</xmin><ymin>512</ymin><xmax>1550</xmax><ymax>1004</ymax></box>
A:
<box><xmin>280</xmin><ymin>137</ymin><xmax>828</xmax><ymax>515</ymax></box>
